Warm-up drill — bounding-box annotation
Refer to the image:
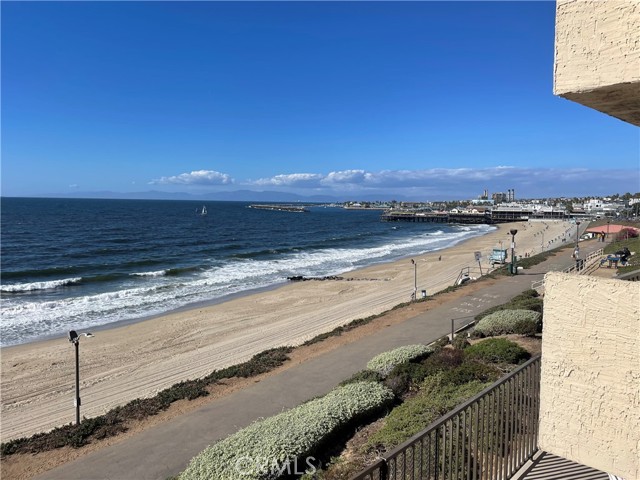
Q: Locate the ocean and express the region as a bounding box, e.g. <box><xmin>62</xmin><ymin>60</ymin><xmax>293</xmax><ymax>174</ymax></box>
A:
<box><xmin>1</xmin><ymin>198</ymin><xmax>494</xmax><ymax>346</ymax></box>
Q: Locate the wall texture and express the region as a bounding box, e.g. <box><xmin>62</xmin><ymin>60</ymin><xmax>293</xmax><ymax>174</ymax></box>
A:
<box><xmin>554</xmin><ymin>0</ymin><xmax>640</xmax><ymax>126</ymax></box>
<box><xmin>539</xmin><ymin>272</ymin><xmax>640</xmax><ymax>479</ymax></box>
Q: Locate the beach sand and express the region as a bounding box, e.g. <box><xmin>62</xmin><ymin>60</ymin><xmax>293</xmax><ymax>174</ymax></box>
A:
<box><xmin>0</xmin><ymin>220</ymin><xmax>575</xmax><ymax>441</ymax></box>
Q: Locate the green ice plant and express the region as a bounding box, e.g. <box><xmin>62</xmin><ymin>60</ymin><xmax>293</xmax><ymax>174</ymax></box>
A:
<box><xmin>474</xmin><ymin>309</ymin><xmax>541</xmax><ymax>337</ymax></box>
<box><xmin>366</xmin><ymin>344</ymin><xmax>433</xmax><ymax>377</ymax></box>
<box><xmin>179</xmin><ymin>381</ymin><xmax>393</xmax><ymax>480</ymax></box>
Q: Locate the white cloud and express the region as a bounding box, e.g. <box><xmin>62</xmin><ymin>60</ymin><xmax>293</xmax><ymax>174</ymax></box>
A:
<box><xmin>254</xmin><ymin>173</ymin><xmax>324</xmax><ymax>186</ymax></box>
<box><xmin>321</xmin><ymin>170</ymin><xmax>371</xmax><ymax>184</ymax></box>
<box><xmin>151</xmin><ymin>170</ymin><xmax>233</xmax><ymax>185</ymax></box>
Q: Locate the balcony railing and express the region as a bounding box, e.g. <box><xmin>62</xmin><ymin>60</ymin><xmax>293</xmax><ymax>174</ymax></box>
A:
<box><xmin>350</xmin><ymin>355</ymin><xmax>541</xmax><ymax>480</ymax></box>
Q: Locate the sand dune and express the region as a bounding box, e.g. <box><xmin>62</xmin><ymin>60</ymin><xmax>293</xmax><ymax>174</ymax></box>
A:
<box><xmin>0</xmin><ymin>220</ymin><xmax>576</xmax><ymax>441</ymax></box>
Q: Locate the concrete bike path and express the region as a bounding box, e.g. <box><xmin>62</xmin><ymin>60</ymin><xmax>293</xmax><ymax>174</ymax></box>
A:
<box><xmin>38</xmin><ymin>242</ymin><xmax>602</xmax><ymax>480</ymax></box>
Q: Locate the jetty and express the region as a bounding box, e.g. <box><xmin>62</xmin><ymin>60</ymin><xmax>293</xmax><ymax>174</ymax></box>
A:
<box><xmin>248</xmin><ymin>204</ymin><xmax>309</xmax><ymax>213</ymax></box>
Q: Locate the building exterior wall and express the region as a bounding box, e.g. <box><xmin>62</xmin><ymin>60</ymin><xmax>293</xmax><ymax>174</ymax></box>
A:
<box><xmin>554</xmin><ymin>0</ymin><xmax>640</xmax><ymax>126</ymax></box>
<box><xmin>538</xmin><ymin>272</ymin><xmax>640</xmax><ymax>479</ymax></box>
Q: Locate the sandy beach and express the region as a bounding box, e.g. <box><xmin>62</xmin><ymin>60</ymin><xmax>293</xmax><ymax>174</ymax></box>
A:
<box><xmin>0</xmin><ymin>220</ymin><xmax>575</xmax><ymax>441</ymax></box>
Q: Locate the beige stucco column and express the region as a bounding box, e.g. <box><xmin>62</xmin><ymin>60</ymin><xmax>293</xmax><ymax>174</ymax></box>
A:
<box><xmin>538</xmin><ymin>272</ymin><xmax>640</xmax><ymax>479</ymax></box>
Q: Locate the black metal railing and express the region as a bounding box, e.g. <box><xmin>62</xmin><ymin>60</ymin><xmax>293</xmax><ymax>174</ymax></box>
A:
<box><xmin>351</xmin><ymin>355</ymin><xmax>541</xmax><ymax>480</ymax></box>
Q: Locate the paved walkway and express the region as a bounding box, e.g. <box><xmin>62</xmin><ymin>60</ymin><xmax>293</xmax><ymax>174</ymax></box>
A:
<box><xmin>37</xmin><ymin>241</ymin><xmax>604</xmax><ymax>480</ymax></box>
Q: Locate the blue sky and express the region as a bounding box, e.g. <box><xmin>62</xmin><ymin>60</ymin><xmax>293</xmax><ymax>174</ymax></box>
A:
<box><xmin>2</xmin><ymin>1</ymin><xmax>638</xmax><ymax>201</ymax></box>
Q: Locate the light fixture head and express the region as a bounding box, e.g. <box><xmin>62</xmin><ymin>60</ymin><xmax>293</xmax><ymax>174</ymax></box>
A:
<box><xmin>510</xmin><ymin>229</ymin><xmax>518</xmax><ymax>236</ymax></box>
<box><xmin>68</xmin><ymin>330</ymin><xmax>78</xmax><ymax>343</ymax></box>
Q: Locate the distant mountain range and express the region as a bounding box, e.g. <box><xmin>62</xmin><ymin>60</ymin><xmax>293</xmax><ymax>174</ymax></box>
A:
<box><xmin>33</xmin><ymin>189</ymin><xmax>416</xmax><ymax>203</ymax></box>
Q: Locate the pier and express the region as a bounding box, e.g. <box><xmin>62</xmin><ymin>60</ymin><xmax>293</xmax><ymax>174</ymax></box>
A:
<box><xmin>381</xmin><ymin>211</ymin><xmax>495</xmax><ymax>224</ymax></box>
<box><xmin>381</xmin><ymin>208</ymin><xmax>569</xmax><ymax>224</ymax></box>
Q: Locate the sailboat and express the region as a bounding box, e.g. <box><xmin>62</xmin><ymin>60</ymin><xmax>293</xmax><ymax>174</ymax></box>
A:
<box><xmin>200</xmin><ymin>205</ymin><xmax>207</xmax><ymax>216</ymax></box>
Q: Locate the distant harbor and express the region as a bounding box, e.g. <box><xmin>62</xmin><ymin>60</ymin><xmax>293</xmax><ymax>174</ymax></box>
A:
<box><xmin>248</xmin><ymin>204</ymin><xmax>309</xmax><ymax>213</ymax></box>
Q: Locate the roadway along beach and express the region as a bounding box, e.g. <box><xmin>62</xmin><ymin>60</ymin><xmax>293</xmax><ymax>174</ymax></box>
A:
<box><xmin>1</xmin><ymin>220</ymin><xmax>575</xmax><ymax>441</ymax></box>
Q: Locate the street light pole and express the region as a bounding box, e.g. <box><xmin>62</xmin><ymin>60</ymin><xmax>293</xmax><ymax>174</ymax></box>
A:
<box><xmin>68</xmin><ymin>330</ymin><xmax>93</xmax><ymax>425</ymax></box>
<box><xmin>575</xmin><ymin>221</ymin><xmax>582</xmax><ymax>270</ymax></box>
<box><xmin>74</xmin><ymin>340</ymin><xmax>80</xmax><ymax>425</ymax></box>
<box><xmin>411</xmin><ymin>259</ymin><xmax>417</xmax><ymax>300</ymax></box>
<box><xmin>510</xmin><ymin>229</ymin><xmax>518</xmax><ymax>275</ymax></box>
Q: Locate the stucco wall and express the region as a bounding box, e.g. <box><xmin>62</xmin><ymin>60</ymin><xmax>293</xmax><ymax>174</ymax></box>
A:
<box><xmin>554</xmin><ymin>0</ymin><xmax>640</xmax><ymax>125</ymax></box>
<box><xmin>539</xmin><ymin>272</ymin><xmax>640</xmax><ymax>479</ymax></box>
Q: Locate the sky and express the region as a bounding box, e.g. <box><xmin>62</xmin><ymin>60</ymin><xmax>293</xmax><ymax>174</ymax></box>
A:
<box><xmin>2</xmin><ymin>1</ymin><xmax>639</xmax><ymax>201</ymax></box>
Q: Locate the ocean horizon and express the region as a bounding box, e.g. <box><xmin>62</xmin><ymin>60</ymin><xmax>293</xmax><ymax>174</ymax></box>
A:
<box><xmin>1</xmin><ymin>197</ymin><xmax>494</xmax><ymax>346</ymax></box>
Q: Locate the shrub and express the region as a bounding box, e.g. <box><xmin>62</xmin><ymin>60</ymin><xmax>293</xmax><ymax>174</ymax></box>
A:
<box><xmin>451</xmin><ymin>334</ymin><xmax>470</xmax><ymax>350</ymax></box>
<box><xmin>440</xmin><ymin>361</ymin><xmax>502</xmax><ymax>386</ymax></box>
<box><xmin>340</xmin><ymin>369</ymin><xmax>383</xmax><ymax>386</ymax></box>
<box><xmin>433</xmin><ymin>336</ymin><xmax>451</xmax><ymax>348</ymax></box>
<box><xmin>366</xmin><ymin>345</ymin><xmax>433</xmax><ymax>377</ymax></box>
<box><xmin>464</xmin><ymin>338</ymin><xmax>530</xmax><ymax>365</ymax></box>
<box><xmin>367</xmin><ymin>374</ymin><xmax>488</xmax><ymax>450</ymax></box>
<box><xmin>420</xmin><ymin>348</ymin><xmax>464</xmax><ymax>376</ymax></box>
<box><xmin>474</xmin><ymin>310</ymin><xmax>541</xmax><ymax>337</ymax></box>
<box><xmin>179</xmin><ymin>382</ymin><xmax>394</xmax><ymax>480</ymax></box>
<box><xmin>207</xmin><ymin>346</ymin><xmax>293</xmax><ymax>380</ymax></box>
<box><xmin>615</xmin><ymin>228</ymin><xmax>639</xmax><ymax>241</ymax></box>
<box><xmin>510</xmin><ymin>289</ymin><xmax>540</xmax><ymax>301</ymax></box>
<box><xmin>383</xmin><ymin>362</ymin><xmax>431</xmax><ymax>396</ymax></box>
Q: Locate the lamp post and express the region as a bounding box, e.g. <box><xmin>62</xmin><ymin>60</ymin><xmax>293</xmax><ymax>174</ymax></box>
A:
<box><xmin>68</xmin><ymin>330</ymin><xmax>94</xmax><ymax>425</ymax></box>
<box><xmin>411</xmin><ymin>259</ymin><xmax>417</xmax><ymax>300</ymax></box>
<box><xmin>607</xmin><ymin>219</ymin><xmax>610</xmax><ymax>241</ymax></box>
<box><xmin>575</xmin><ymin>221</ymin><xmax>581</xmax><ymax>270</ymax></box>
<box><xmin>509</xmin><ymin>229</ymin><xmax>518</xmax><ymax>275</ymax></box>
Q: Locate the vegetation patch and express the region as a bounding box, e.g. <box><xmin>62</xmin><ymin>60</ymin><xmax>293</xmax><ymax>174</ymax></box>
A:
<box><xmin>464</xmin><ymin>338</ymin><xmax>530</xmax><ymax>365</ymax></box>
<box><xmin>366</xmin><ymin>345</ymin><xmax>433</xmax><ymax>377</ymax></box>
<box><xmin>366</xmin><ymin>374</ymin><xmax>488</xmax><ymax>451</ymax></box>
<box><xmin>439</xmin><ymin>360</ymin><xmax>502</xmax><ymax>386</ymax></box>
<box><xmin>421</xmin><ymin>347</ymin><xmax>465</xmax><ymax>374</ymax></box>
<box><xmin>340</xmin><ymin>369</ymin><xmax>384</xmax><ymax>386</ymax></box>
<box><xmin>382</xmin><ymin>362</ymin><xmax>431</xmax><ymax>397</ymax></box>
<box><xmin>474</xmin><ymin>309</ymin><xmax>541</xmax><ymax>337</ymax></box>
<box><xmin>451</xmin><ymin>333</ymin><xmax>470</xmax><ymax>350</ymax></box>
<box><xmin>179</xmin><ymin>381</ymin><xmax>394</xmax><ymax>480</ymax></box>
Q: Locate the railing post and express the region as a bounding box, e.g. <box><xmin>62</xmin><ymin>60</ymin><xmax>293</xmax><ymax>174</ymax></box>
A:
<box><xmin>380</xmin><ymin>459</ymin><xmax>388</xmax><ymax>480</ymax></box>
